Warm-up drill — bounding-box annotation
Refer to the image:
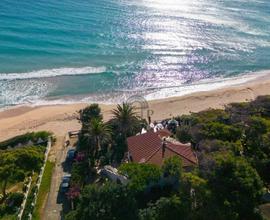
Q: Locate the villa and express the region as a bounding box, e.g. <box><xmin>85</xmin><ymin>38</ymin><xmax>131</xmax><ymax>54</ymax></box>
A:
<box><xmin>126</xmin><ymin>129</ymin><xmax>198</xmax><ymax>169</ymax></box>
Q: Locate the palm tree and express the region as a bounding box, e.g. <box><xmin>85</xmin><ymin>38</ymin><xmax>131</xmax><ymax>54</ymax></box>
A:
<box><xmin>78</xmin><ymin>104</ymin><xmax>102</xmax><ymax>130</ymax></box>
<box><xmin>111</xmin><ymin>102</ymin><xmax>141</xmax><ymax>139</ymax></box>
<box><xmin>83</xmin><ymin>118</ymin><xmax>112</xmax><ymax>159</ymax></box>
<box><xmin>109</xmin><ymin>103</ymin><xmax>143</xmax><ymax>162</ymax></box>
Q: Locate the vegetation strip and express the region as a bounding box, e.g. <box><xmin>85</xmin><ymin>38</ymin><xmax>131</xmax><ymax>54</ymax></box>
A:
<box><xmin>17</xmin><ymin>177</ymin><xmax>32</xmax><ymax>220</ymax></box>
<box><xmin>32</xmin><ymin>161</ymin><xmax>55</xmax><ymax>220</ymax></box>
<box><xmin>19</xmin><ymin>136</ymin><xmax>52</xmax><ymax>220</ymax></box>
<box><xmin>0</xmin><ymin>132</ymin><xmax>52</xmax><ymax>220</ymax></box>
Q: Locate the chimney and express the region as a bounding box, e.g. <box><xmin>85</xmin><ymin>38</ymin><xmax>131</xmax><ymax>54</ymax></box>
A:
<box><xmin>162</xmin><ymin>138</ymin><xmax>167</xmax><ymax>158</ymax></box>
<box><xmin>148</xmin><ymin>115</ymin><xmax>151</xmax><ymax>124</ymax></box>
<box><xmin>127</xmin><ymin>152</ymin><xmax>133</xmax><ymax>162</ymax></box>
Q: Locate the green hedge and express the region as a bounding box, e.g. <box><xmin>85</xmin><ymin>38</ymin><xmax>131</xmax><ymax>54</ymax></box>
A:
<box><xmin>21</xmin><ymin>185</ymin><xmax>38</xmax><ymax>220</ymax></box>
<box><xmin>0</xmin><ymin>131</ymin><xmax>52</xmax><ymax>150</ymax></box>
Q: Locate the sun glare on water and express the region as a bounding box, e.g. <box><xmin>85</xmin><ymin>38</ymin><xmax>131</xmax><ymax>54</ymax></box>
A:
<box><xmin>132</xmin><ymin>0</ymin><xmax>211</xmax><ymax>87</ymax></box>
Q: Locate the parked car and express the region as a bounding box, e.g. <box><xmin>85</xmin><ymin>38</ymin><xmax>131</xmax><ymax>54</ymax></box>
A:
<box><xmin>66</xmin><ymin>149</ymin><xmax>77</xmax><ymax>161</ymax></box>
<box><xmin>60</xmin><ymin>174</ymin><xmax>71</xmax><ymax>193</ymax></box>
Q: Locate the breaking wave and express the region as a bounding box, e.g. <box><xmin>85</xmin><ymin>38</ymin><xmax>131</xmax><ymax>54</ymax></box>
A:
<box><xmin>0</xmin><ymin>66</ymin><xmax>107</xmax><ymax>80</ymax></box>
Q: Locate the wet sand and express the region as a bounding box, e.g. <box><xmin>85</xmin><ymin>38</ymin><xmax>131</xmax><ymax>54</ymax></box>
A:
<box><xmin>0</xmin><ymin>72</ymin><xmax>270</xmax><ymax>141</ymax></box>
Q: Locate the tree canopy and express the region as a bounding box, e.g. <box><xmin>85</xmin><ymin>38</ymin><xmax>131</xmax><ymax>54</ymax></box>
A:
<box><xmin>119</xmin><ymin>163</ymin><xmax>161</xmax><ymax>193</ymax></box>
<box><xmin>208</xmin><ymin>154</ymin><xmax>264</xmax><ymax>220</ymax></box>
<box><xmin>65</xmin><ymin>183</ymin><xmax>138</xmax><ymax>220</ymax></box>
<box><xmin>67</xmin><ymin>96</ymin><xmax>270</xmax><ymax>220</ymax></box>
<box><xmin>0</xmin><ymin>146</ymin><xmax>44</xmax><ymax>198</ymax></box>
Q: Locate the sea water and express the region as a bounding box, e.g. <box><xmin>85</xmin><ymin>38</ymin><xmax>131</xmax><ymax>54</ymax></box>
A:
<box><xmin>0</xmin><ymin>0</ymin><xmax>270</xmax><ymax>106</ymax></box>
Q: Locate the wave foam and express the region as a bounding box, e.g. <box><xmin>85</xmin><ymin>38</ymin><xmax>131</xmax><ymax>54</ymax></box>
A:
<box><xmin>0</xmin><ymin>66</ymin><xmax>107</xmax><ymax>80</ymax></box>
<box><xmin>144</xmin><ymin>72</ymin><xmax>266</xmax><ymax>101</ymax></box>
<box><xmin>1</xmin><ymin>70</ymin><xmax>269</xmax><ymax>108</ymax></box>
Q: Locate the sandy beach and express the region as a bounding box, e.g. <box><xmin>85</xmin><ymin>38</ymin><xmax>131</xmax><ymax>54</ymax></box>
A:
<box><xmin>1</xmin><ymin>72</ymin><xmax>270</xmax><ymax>142</ymax></box>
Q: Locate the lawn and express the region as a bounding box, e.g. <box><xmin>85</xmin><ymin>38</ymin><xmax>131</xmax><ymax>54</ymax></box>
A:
<box><xmin>0</xmin><ymin>215</ymin><xmax>17</xmax><ymax>220</ymax></box>
<box><xmin>0</xmin><ymin>182</ymin><xmax>23</xmax><ymax>195</ymax></box>
<box><xmin>32</xmin><ymin>161</ymin><xmax>55</xmax><ymax>220</ymax></box>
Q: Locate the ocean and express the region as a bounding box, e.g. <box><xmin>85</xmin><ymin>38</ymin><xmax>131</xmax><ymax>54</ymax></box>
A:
<box><xmin>0</xmin><ymin>0</ymin><xmax>270</xmax><ymax>107</ymax></box>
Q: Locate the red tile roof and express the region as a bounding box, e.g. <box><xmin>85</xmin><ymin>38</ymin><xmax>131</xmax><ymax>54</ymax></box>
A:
<box><xmin>166</xmin><ymin>142</ymin><xmax>197</xmax><ymax>166</ymax></box>
<box><xmin>127</xmin><ymin>129</ymin><xmax>197</xmax><ymax>167</ymax></box>
<box><xmin>127</xmin><ymin>131</ymin><xmax>162</xmax><ymax>163</ymax></box>
<box><xmin>156</xmin><ymin>128</ymin><xmax>172</xmax><ymax>138</ymax></box>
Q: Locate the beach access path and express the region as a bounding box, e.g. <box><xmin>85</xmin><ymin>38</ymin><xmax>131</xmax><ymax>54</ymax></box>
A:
<box><xmin>42</xmin><ymin>134</ymin><xmax>71</xmax><ymax>220</ymax></box>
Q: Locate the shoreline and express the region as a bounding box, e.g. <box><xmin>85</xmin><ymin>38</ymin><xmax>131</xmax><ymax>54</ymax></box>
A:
<box><xmin>1</xmin><ymin>69</ymin><xmax>268</xmax><ymax>109</ymax></box>
<box><xmin>0</xmin><ymin>71</ymin><xmax>270</xmax><ymax>141</ymax></box>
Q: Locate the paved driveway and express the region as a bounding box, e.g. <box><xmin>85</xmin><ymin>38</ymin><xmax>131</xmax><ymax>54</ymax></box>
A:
<box><xmin>43</xmin><ymin>135</ymin><xmax>72</xmax><ymax>220</ymax></box>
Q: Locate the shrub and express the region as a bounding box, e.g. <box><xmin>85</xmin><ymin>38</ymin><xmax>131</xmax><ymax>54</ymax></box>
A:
<box><xmin>0</xmin><ymin>131</ymin><xmax>52</xmax><ymax>150</ymax></box>
<box><xmin>71</xmin><ymin>161</ymin><xmax>89</xmax><ymax>186</ymax></box>
<box><xmin>139</xmin><ymin>195</ymin><xmax>188</xmax><ymax>220</ymax></box>
<box><xmin>202</xmin><ymin>122</ymin><xmax>242</xmax><ymax>142</ymax></box>
<box><xmin>176</xmin><ymin>125</ymin><xmax>192</xmax><ymax>143</ymax></box>
<box><xmin>0</xmin><ymin>192</ymin><xmax>23</xmax><ymax>217</ymax></box>
<box><xmin>119</xmin><ymin>163</ymin><xmax>161</xmax><ymax>193</ymax></box>
<box><xmin>6</xmin><ymin>192</ymin><xmax>24</xmax><ymax>207</ymax></box>
<box><xmin>162</xmin><ymin>156</ymin><xmax>182</xmax><ymax>180</ymax></box>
